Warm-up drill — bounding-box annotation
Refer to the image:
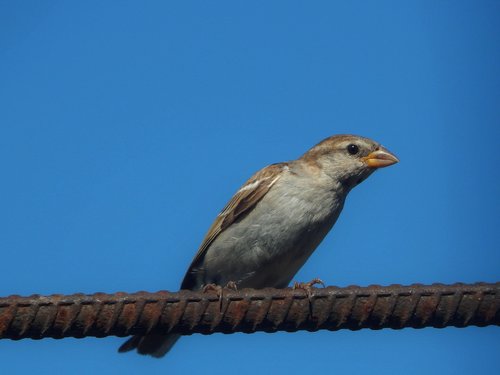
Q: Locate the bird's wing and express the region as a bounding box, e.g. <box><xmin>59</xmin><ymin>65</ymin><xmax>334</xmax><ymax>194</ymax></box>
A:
<box><xmin>187</xmin><ymin>163</ymin><xmax>287</xmax><ymax>270</ymax></box>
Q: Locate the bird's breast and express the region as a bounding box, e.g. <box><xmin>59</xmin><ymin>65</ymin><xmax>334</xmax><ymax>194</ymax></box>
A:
<box><xmin>200</xmin><ymin>176</ymin><xmax>345</xmax><ymax>289</ymax></box>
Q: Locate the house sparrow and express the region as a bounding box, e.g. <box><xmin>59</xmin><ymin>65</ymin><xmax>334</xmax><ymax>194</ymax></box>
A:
<box><xmin>119</xmin><ymin>134</ymin><xmax>398</xmax><ymax>357</ymax></box>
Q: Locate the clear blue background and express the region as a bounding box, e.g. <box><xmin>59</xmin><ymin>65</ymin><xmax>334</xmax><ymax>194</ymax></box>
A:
<box><xmin>1</xmin><ymin>1</ymin><xmax>498</xmax><ymax>374</ymax></box>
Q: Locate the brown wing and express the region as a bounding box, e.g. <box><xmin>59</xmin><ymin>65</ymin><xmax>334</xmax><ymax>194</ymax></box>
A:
<box><xmin>188</xmin><ymin>163</ymin><xmax>287</xmax><ymax>268</ymax></box>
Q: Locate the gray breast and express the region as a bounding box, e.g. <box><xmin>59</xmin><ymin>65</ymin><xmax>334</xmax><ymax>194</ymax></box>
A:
<box><xmin>199</xmin><ymin>172</ymin><xmax>345</xmax><ymax>289</ymax></box>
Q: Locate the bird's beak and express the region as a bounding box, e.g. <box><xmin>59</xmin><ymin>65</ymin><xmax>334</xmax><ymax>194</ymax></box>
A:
<box><xmin>362</xmin><ymin>147</ymin><xmax>399</xmax><ymax>168</ymax></box>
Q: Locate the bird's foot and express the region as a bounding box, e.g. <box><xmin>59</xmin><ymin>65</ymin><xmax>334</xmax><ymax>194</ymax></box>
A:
<box><xmin>202</xmin><ymin>281</ymin><xmax>238</xmax><ymax>310</ymax></box>
<box><xmin>202</xmin><ymin>283</ymin><xmax>223</xmax><ymax>294</ymax></box>
<box><xmin>293</xmin><ymin>278</ymin><xmax>325</xmax><ymax>315</ymax></box>
<box><xmin>202</xmin><ymin>283</ymin><xmax>224</xmax><ymax>311</ymax></box>
<box><xmin>224</xmin><ymin>281</ymin><xmax>238</xmax><ymax>291</ymax></box>
<box><xmin>293</xmin><ymin>278</ymin><xmax>325</xmax><ymax>291</ymax></box>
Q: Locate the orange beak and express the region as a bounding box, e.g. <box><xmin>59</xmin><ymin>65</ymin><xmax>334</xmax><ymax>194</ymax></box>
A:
<box><xmin>362</xmin><ymin>147</ymin><xmax>399</xmax><ymax>168</ymax></box>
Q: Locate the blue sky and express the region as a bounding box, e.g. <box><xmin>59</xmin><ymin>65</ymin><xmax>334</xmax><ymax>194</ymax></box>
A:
<box><xmin>1</xmin><ymin>1</ymin><xmax>498</xmax><ymax>374</ymax></box>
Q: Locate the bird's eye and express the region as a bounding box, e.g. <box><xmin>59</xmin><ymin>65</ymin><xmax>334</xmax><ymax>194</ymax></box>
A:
<box><xmin>347</xmin><ymin>144</ymin><xmax>359</xmax><ymax>155</ymax></box>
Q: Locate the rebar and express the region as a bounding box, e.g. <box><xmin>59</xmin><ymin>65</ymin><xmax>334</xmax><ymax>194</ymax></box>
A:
<box><xmin>1</xmin><ymin>282</ymin><xmax>498</xmax><ymax>341</ymax></box>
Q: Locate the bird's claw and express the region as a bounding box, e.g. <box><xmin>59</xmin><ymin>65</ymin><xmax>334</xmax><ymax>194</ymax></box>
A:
<box><xmin>224</xmin><ymin>281</ymin><xmax>238</xmax><ymax>291</ymax></box>
<box><xmin>202</xmin><ymin>281</ymin><xmax>238</xmax><ymax>311</ymax></box>
<box><xmin>293</xmin><ymin>278</ymin><xmax>325</xmax><ymax>315</ymax></box>
<box><xmin>293</xmin><ymin>278</ymin><xmax>325</xmax><ymax>291</ymax></box>
<box><xmin>202</xmin><ymin>283</ymin><xmax>223</xmax><ymax>294</ymax></box>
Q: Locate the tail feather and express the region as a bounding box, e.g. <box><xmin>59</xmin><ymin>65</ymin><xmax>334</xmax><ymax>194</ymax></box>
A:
<box><xmin>118</xmin><ymin>335</ymin><xmax>142</xmax><ymax>353</ymax></box>
<box><xmin>118</xmin><ymin>333</ymin><xmax>181</xmax><ymax>358</ymax></box>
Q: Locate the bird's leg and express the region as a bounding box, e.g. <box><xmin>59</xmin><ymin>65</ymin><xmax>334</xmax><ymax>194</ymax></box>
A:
<box><xmin>293</xmin><ymin>278</ymin><xmax>325</xmax><ymax>316</ymax></box>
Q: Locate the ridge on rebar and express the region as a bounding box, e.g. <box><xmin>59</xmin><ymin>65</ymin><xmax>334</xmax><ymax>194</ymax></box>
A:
<box><xmin>0</xmin><ymin>282</ymin><xmax>498</xmax><ymax>340</ymax></box>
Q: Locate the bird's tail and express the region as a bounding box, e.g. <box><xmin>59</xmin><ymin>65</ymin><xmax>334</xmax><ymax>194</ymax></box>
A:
<box><xmin>118</xmin><ymin>333</ymin><xmax>181</xmax><ymax>358</ymax></box>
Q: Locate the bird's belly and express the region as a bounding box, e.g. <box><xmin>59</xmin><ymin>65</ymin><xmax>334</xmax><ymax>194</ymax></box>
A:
<box><xmin>199</xmin><ymin>188</ymin><xmax>342</xmax><ymax>289</ymax></box>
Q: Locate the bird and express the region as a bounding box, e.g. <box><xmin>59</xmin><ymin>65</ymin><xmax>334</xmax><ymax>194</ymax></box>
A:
<box><xmin>118</xmin><ymin>134</ymin><xmax>399</xmax><ymax>357</ymax></box>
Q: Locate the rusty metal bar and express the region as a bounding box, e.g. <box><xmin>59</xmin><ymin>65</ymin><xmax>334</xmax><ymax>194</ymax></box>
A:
<box><xmin>0</xmin><ymin>282</ymin><xmax>498</xmax><ymax>340</ymax></box>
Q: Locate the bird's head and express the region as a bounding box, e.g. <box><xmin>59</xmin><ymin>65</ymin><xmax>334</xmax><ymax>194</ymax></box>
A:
<box><xmin>300</xmin><ymin>134</ymin><xmax>399</xmax><ymax>191</ymax></box>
